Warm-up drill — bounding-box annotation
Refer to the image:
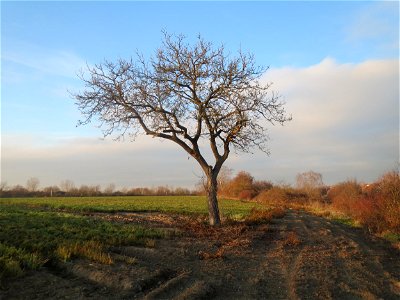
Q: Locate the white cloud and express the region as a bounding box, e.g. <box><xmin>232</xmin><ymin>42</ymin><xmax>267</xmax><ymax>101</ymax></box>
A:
<box><xmin>265</xmin><ymin>58</ymin><xmax>398</xmax><ymax>131</ymax></box>
<box><xmin>254</xmin><ymin>57</ymin><xmax>399</xmax><ymax>183</ymax></box>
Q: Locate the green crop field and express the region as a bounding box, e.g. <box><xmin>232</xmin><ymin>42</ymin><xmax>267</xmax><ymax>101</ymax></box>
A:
<box><xmin>0</xmin><ymin>196</ymin><xmax>259</xmax><ymax>218</ymax></box>
<box><xmin>0</xmin><ymin>196</ymin><xmax>260</xmax><ymax>282</ymax></box>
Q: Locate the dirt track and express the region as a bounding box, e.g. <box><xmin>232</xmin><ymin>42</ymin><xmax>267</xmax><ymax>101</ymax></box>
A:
<box><xmin>2</xmin><ymin>210</ymin><xmax>400</xmax><ymax>299</ymax></box>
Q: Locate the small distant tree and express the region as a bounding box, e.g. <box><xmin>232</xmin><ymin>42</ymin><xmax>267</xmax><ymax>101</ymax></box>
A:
<box><xmin>0</xmin><ymin>181</ymin><xmax>8</xmax><ymax>192</ymax></box>
<box><xmin>26</xmin><ymin>177</ymin><xmax>40</xmax><ymax>192</ymax></box>
<box><xmin>74</xmin><ymin>32</ymin><xmax>291</xmax><ymax>225</ymax></box>
<box><xmin>60</xmin><ymin>180</ymin><xmax>75</xmax><ymax>193</ymax></box>
<box><xmin>103</xmin><ymin>183</ymin><xmax>116</xmax><ymax>195</ymax></box>
<box><xmin>296</xmin><ymin>171</ymin><xmax>323</xmax><ymax>195</ymax></box>
<box><xmin>217</xmin><ymin>166</ymin><xmax>233</xmax><ymax>196</ymax></box>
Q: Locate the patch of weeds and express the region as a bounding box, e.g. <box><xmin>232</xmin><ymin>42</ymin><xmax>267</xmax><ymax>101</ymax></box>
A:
<box><xmin>125</xmin><ymin>257</ymin><xmax>137</xmax><ymax>265</ymax></box>
<box><xmin>113</xmin><ymin>254</ymin><xmax>137</xmax><ymax>265</ymax></box>
<box><xmin>56</xmin><ymin>241</ymin><xmax>112</xmax><ymax>264</ymax></box>
<box><xmin>332</xmin><ymin>216</ymin><xmax>359</xmax><ymax>227</ymax></box>
<box><xmin>244</xmin><ymin>207</ymin><xmax>286</xmax><ymax>225</ymax></box>
<box><xmin>382</xmin><ymin>232</ymin><xmax>400</xmax><ymax>243</ymax></box>
<box><xmin>282</xmin><ymin>231</ymin><xmax>301</xmax><ymax>247</ymax></box>
<box><xmin>144</xmin><ymin>239</ymin><xmax>156</xmax><ymax>248</ymax></box>
<box><xmin>0</xmin><ymin>243</ymin><xmax>47</xmax><ymax>284</ymax></box>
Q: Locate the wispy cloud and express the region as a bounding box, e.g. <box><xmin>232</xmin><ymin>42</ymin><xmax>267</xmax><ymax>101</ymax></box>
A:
<box><xmin>3</xmin><ymin>41</ymin><xmax>87</xmax><ymax>79</ymax></box>
<box><xmin>345</xmin><ymin>2</ymin><xmax>399</xmax><ymax>50</ymax></box>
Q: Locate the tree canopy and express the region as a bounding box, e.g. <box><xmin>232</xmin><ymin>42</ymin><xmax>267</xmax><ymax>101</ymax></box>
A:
<box><xmin>74</xmin><ymin>32</ymin><xmax>291</xmax><ymax>225</ymax></box>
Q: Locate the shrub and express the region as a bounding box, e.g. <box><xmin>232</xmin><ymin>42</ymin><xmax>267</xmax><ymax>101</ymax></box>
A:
<box><xmin>378</xmin><ymin>171</ymin><xmax>400</xmax><ymax>232</ymax></box>
<box><xmin>328</xmin><ymin>180</ymin><xmax>362</xmax><ymax>215</ymax></box>
<box><xmin>238</xmin><ymin>189</ymin><xmax>257</xmax><ymax>200</ymax></box>
<box><xmin>252</xmin><ymin>180</ymin><xmax>273</xmax><ymax>193</ymax></box>
<box><xmin>328</xmin><ymin>172</ymin><xmax>400</xmax><ymax>234</ymax></box>
<box><xmin>224</xmin><ymin>171</ymin><xmax>254</xmax><ymax>198</ymax></box>
<box><xmin>350</xmin><ymin>196</ymin><xmax>383</xmax><ymax>233</ymax></box>
<box><xmin>254</xmin><ymin>187</ymin><xmax>288</xmax><ymax>205</ymax></box>
<box><xmin>255</xmin><ymin>186</ymin><xmax>311</xmax><ymax>207</ymax></box>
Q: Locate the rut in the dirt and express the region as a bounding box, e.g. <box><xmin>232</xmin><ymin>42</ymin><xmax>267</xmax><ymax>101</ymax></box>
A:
<box><xmin>258</xmin><ymin>210</ymin><xmax>400</xmax><ymax>300</ymax></box>
<box><xmin>1</xmin><ymin>210</ymin><xmax>399</xmax><ymax>299</ymax></box>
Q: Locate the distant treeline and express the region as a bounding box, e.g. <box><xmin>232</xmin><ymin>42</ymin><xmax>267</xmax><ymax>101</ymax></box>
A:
<box><xmin>0</xmin><ymin>181</ymin><xmax>197</xmax><ymax>198</ymax></box>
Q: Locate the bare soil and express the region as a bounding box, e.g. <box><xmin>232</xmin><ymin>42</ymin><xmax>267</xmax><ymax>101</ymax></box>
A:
<box><xmin>2</xmin><ymin>210</ymin><xmax>400</xmax><ymax>299</ymax></box>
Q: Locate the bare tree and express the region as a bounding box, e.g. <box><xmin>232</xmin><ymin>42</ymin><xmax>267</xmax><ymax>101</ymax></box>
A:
<box><xmin>296</xmin><ymin>171</ymin><xmax>324</xmax><ymax>194</ymax></box>
<box><xmin>74</xmin><ymin>32</ymin><xmax>291</xmax><ymax>225</ymax></box>
<box><xmin>0</xmin><ymin>181</ymin><xmax>8</xmax><ymax>192</ymax></box>
<box><xmin>60</xmin><ymin>179</ymin><xmax>75</xmax><ymax>193</ymax></box>
<box><xmin>103</xmin><ymin>183</ymin><xmax>116</xmax><ymax>195</ymax></box>
<box><xmin>218</xmin><ymin>166</ymin><xmax>233</xmax><ymax>192</ymax></box>
<box><xmin>26</xmin><ymin>177</ymin><xmax>40</xmax><ymax>192</ymax></box>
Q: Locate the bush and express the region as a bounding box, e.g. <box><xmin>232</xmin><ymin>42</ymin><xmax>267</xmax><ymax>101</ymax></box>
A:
<box><xmin>378</xmin><ymin>171</ymin><xmax>400</xmax><ymax>232</ymax></box>
<box><xmin>328</xmin><ymin>180</ymin><xmax>362</xmax><ymax>215</ymax></box>
<box><xmin>255</xmin><ymin>186</ymin><xmax>310</xmax><ymax>207</ymax></box>
<box><xmin>238</xmin><ymin>189</ymin><xmax>257</xmax><ymax>200</ymax></box>
<box><xmin>252</xmin><ymin>180</ymin><xmax>273</xmax><ymax>193</ymax></box>
<box><xmin>255</xmin><ymin>187</ymin><xmax>288</xmax><ymax>205</ymax></box>
<box><xmin>350</xmin><ymin>196</ymin><xmax>383</xmax><ymax>232</ymax></box>
<box><xmin>328</xmin><ymin>172</ymin><xmax>400</xmax><ymax>234</ymax></box>
<box><xmin>224</xmin><ymin>171</ymin><xmax>254</xmax><ymax>198</ymax></box>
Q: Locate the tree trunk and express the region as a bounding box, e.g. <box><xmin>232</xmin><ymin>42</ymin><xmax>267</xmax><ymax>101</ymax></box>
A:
<box><xmin>206</xmin><ymin>173</ymin><xmax>221</xmax><ymax>226</ymax></box>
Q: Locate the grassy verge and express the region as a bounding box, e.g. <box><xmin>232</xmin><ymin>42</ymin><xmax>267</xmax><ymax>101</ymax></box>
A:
<box><xmin>0</xmin><ymin>205</ymin><xmax>167</xmax><ymax>283</ymax></box>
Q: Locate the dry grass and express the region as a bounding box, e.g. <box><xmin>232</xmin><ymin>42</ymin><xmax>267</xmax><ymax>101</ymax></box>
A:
<box><xmin>56</xmin><ymin>241</ymin><xmax>113</xmax><ymax>264</ymax></box>
<box><xmin>282</xmin><ymin>231</ymin><xmax>301</xmax><ymax>247</ymax></box>
<box><xmin>244</xmin><ymin>207</ymin><xmax>286</xmax><ymax>225</ymax></box>
<box><xmin>193</xmin><ymin>207</ymin><xmax>285</xmax><ymax>260</ymax></box>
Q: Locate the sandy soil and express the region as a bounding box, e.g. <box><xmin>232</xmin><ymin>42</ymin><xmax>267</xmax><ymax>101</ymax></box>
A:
<box><xmin>2</xmin><ymin>210</ymin><xmax>399</xmax><ymax>299</ymax></box>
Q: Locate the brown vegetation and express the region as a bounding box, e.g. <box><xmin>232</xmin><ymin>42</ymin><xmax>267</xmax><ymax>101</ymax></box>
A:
<box><xmin>248</xmin><ymin>170</ymin><xmax>400</xmax><ymax>239</ymax></box>
<box><xmin>328</xmin><ymin>171</ymin><xmax>400</xmax><ymax>234</ymax></box>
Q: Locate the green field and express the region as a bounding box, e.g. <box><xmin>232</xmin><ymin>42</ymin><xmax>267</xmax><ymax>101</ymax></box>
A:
<box><xmin>0</xmin><ymin>196</ymin><xmax>259</xmax><ymax>282</ymax></box>
<box><xmin>0</xmin><ymin>196</ymin><xmax>259</xmax><ymax>218</ymax></box>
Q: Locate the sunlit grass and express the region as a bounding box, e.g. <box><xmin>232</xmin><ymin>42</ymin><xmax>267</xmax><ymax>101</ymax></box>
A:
<box><xmin>0</xmin><ymin>205</ymin><xmax>167</xmax><ymax>283</ymax></box>
<box><xmin>0</xmin><ymin>196</ymin><xmax>259</xmax><ymax>218</ymax></box>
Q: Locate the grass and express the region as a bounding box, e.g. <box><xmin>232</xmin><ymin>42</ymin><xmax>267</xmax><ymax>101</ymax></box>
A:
<box><xmin>0</xmin><ymin>196</ymin><xmax>259</xmax><ymax>218</ymax></box>
<box><xmin>0</xmin><ymin>205</ymin><xmax>168</xmax><ymax>283</ymax></box>
<box><xmin>0</xmin><ymin>196</ymin><xmax>259</xmax><ymax>283</ymax></box>
<box><xmin>382</xmin><ymin>232</ymin><xmax>400</xmax><ymax>243</ymax></box>
<box><xmin>331</xmin><ymin>216</ymin><xmax>360</xmax><ymax>227</ymax></box>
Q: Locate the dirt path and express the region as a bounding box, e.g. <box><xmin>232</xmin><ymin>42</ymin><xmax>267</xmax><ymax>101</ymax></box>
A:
<box><xmin>2</xmin><ymin>210</ymin><xmax>400</xmax><ymax>299</ymax></box>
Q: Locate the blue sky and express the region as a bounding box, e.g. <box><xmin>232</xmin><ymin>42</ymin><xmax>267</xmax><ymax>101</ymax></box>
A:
<box><xmin>1</xmin><ymin>1</ymin><xmax>399</xmax><ymax>189</ymax></box>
